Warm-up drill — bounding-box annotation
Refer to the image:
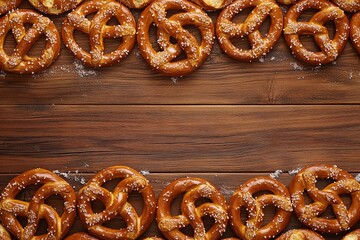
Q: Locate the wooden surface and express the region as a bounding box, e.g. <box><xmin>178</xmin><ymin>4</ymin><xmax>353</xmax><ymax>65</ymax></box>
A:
<box><xmin>0</xmin><ymin>1</ymin><xmax>360</xmax><ymax>239</ymax></box>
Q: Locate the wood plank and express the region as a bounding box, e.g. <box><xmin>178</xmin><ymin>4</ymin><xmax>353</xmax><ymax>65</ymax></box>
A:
<box><xmin>0</xmin><ymin>173</ymin><xmax>359</xmax><ymax>239</ymax></box>
<box><xmin>0</xmin><ymin>3</ymin><xmax>359</xmax><ymax>105</ymax></box>
<box><xmin>1</xmin><ymin>105</ymin><xmax>360</xmax><ymax>173</ymax></box>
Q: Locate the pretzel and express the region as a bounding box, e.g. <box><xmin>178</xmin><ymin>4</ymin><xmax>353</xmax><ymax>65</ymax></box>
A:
<box><xmin>331</xmin><ymin>0</ymin><xmax>360</xmax><ymax>12</ymax></box>
<box><xmin>157</xmin><ymin>177</ymin><xmax>228</xmax><ymax>240</ymax></box>
<box><xmin>0</xmin><ymin>224</ymin><xmax>11</xmax><ymax>240</ymax></box>
<box><xmin>229</xmin><ymin>176</ymin><xmax>293</xmax><ymax>240</ymax></box>
<box><xmin>77</xmin><ymin>166</ymin><xmax>156</xmax><ymax>240</ymax></box>
<box><xmin>189</xmin><ymin>0</ymin><xmax>232</xmax><ymax>10</ymax></box>
<box><xmin>65</xmin><ymin>232</ymin><xmax>99</xmax><ymax>240</ymax></box>
<box><xmin>0</xmin><ymin>9</ymin><xmax>60</xmax><ymax>74</ymax></box>
<box><xmin>29</xmin><ymin>0</ymin><xmax>83</xmax><ymax>15</ymax></box>
<box><xmin>216</xmin><ymin>0</ymin><xmax>283</xmax><ymax>61</ymax></box>
<box><xmin>120</xmin><ymin>0</ymin><xmax>153</xmax><ymax>9</ymax></box>
<box><xmin>62</xmin><ymin>0</ymin><xmax>136</xmax><ymax>68</ymax></box>
<box><xmin>276</xmin><ymin>229</ymin><xmax>325</xmax><ymax>240</ymax></box>
<box><xmin>283</xmin><ymin>0</ymin><xmax>349</xmax><ymax>65</ymax></box>
<box><xmin>0</xmin><ymin>168</ymin><xmax>77</xmax><ymax>239</ymax></box>
<box><xmin>0</xmin><ymin>0</ymin><xmax>22</xmax><ymax>15</ymax></box>
<box><xmin>276</xmin><ymin>0</ymin><xmax>297</xmax><ymax>5</ymax></box>
<box><xmin>137</xmin><ymin>0</ymin><xmax>215</xmax><ymax>77</ymax></box>
<box><xmin>342</xmin><ymin>229</ymin><xmax>360</xmax><ymax>239</ymax></box>
<box><xmin>350</xmin><ymin>12</ymin><xmax>360</xmax><ymax>54</ymax></box>
<box><xmin>289</xmin><ymin>164</ymin><xmax>360</xmax><ymax>233</ymax></box>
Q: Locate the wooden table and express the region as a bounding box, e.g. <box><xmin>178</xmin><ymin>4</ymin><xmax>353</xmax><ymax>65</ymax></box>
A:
<box><xmin>0</xmin><ymin>1</ymin><xmax>359</xmax><ymax>239</ymax></box>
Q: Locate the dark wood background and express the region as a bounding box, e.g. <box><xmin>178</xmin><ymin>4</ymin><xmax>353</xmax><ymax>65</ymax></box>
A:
<box><xmin>0</xmin><ymin>1</ymin><xmax>359</xmax><ymax>239</ymax></box>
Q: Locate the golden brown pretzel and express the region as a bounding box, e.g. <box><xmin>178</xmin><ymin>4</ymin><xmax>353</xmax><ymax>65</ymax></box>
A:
<box><xmin>283</xmin><ymin>0</ymin><xmax>349</xmax><ymax>65</ymax></box>
<box><xmin>189</xmin><ymin>0</ymin><xmax>232</xmax><ymax>10</ymax></box>
<box><xmin>0</xmin><ymin>9</ymin><xmax>60</xmax><ymax>74</ymax></box>
<box><xmin>331</xmin><ymin>0</ymin><xmax>360</xmax><ymax>12</ymax></box>
<box><xmin>0</xmin><ymin>224</ymin><xmax>11</xmax><ymax>240</ymax></box>
<box><xmin>216</xmin><ymin>0</ymin><xmax>283</xmax><ymax>61</ymax></box>
<box><xmin>157</xmin><ymin>177</ymin><xmax>228</xmax><ymax>240</ymax></box>
<box><xmin>350</xmin><ymin>12</ymin><xmax>360</xmax><ymax>54</ymax></box>
<box><xmin>289</xmin><ymin>164</ymin><xmax>360</xmax><ymax>233</ymax></box>
<box><xmin>276</xmin><ymin>229</ymin><xmax>325</xmax><ymax>240</ymax></box>
<box><xmin>120</xmin><ymin>0</ymin><xmax>154</xmax><ymax>9</ymax></box>
<box><xmin>29</xmin><ymin>0</ymin><xmax>83</xmax><ymax>15</ymax></box>
<box><xmin>342</xmin><ymin>229</ymin><xmax>360</xmax><ymax>239</ymax></box>
<box><xmin>229</xmin><ymin>176</ymin><xmax>293</xmax><ymax>240</ymax></box>
<box><xmin>77</xmin><ymin>166</ymin><xmax>156</xmax><ymax>240</ymax></box>
<box><xmin>65</xmin><ymin>232</ymin><xmax>99</xmax><ymax>240</ymax></box>
<box><xmin>62</xmin><ymin>0</ymin><xmax>136</xmax><ymax>68</ymax></box>
<box><xmin>137</xmin><ymin>0</ymin><xmax>215</xmax><ymax>77</ymax></box>
<box><xmin>0</xmin><ymin>168</ymin><xmax>77</xmax><ymax>239</ymax></box>
<box><xmin>0</xmin><ymin>0</ymin><xmax>22</xmax><ymax>15</ymax></box>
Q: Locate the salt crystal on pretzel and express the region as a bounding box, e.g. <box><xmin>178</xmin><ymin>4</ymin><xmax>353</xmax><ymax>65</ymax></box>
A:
<box><xmin>0</xmin><ymin>0</ymin><xmax>22</xmax><ymax>15</ymax></box>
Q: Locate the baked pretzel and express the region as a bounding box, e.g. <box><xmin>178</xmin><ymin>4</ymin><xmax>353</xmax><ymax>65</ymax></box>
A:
<box><xmin>229</xmin><ymin>176</ymin><xmax>293</xmax><ymax>240</ymax></box>
<box><xmin>342</xmin><ymin>229</ymin><xmax>360</xmax><ymax>239</ymax></box>
<box><xmin>350</xmin><ymin>12</ymin><xmax>360</xmax><ymax>54</ymax></box>
<box><xmin>65</xmin><ymin>232</ymin><xmax>99</xmax><ymax>240</ymax></box>
<box><xmin>62</xmin><ymin>0</ymin><xmax>136</xmax><ymax>68</ymax></box>
<box><xmin>157</xmin><ymin>177</ymin><xmax>228</xmax><ymax>240</ymax></box>
<box><xmin>289</xmin><ymin>164</ymin><xmax>360</xmax><ymax>233</ymax></box>
<box><xmin>0</xmin><ymin>9</ymin><xmax>60</xmax><ymax>74</ymax></box>
<box><xmin>189</xmin><ymin>0</ymin><xmax>232</xmax><ymax>10</ymax></box>
<box><xmin>276</xmin><ymin>229</ymin><xmax>325</xmax><ymax>240</ymax></box>
<box><xmin>120</xmin><ymin>0</ymin><xmax>153</xmax><ymax>9</ymax></box>
<box><xmin>216</xmin><ymin>0</ymin><xmax>283</xmax><ymax>61</ymax></box>
<box><xmin>0</xmin><ymin>168</ymin><xmax>77</xmax><ymax>239</ymax></box>
<box><xmin>137</xmin><ymin>0</ymin><xmax>215</xmax><ymax>77</ymax></box>
<box><xmin>0</xmin><ymin>224</ymin><xmax>11</xmax><ymax>240</ymax></box>
<box><xmin>283</xmin><ymin>0</ymin><xmax>349</xmax><ymax>65</ymax></box>
<box><xmin>331</xmin><ymin>0</ymin><xmax>360</xmax><ymax>12</ymax></box>
<box><xmin>0</xmin><ymin>0</ymin><xmax>22</xmax><ymax>15</ymax></box>
<box><xmin>29</xmin><ymin>0</ymin><xmax>83</xmax><ymax>15</ymax></box>
<box><xmin>77</xmin><ymin>166</ymin><xmax>156</xmax><ymax>240</ymax></box>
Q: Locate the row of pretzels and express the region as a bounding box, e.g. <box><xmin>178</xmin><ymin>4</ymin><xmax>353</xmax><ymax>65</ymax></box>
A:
<box><xmin>0</xmin><ymin>164</ymin><xmax>360</xmax><ymax>239</ymax></box>
<box><xmin>0</xmin><ymin>0</ymin><xmax>359</xmax><ymax>77</ymax></box>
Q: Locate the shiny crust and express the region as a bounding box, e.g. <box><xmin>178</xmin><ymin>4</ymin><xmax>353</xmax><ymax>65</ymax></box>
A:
<box><xmin>342</xmin><ymin>229</ymin><xmax>360</xmax><ymax>239</ymax></box>
<box><xmin>331</xmin><ymin>0</ymin><xmax>360</xmax><ymax>12</ymax></box>
<box><xmin>0</xmin><ymin>9</ymin><xmax>60</xmax><ymax>74</ymax></box>
<box><xmin>137</xmin><ymin>0</ymin><xmax>215</xmax><ymax>77</ymax></box>
<box><xmin>29</xmin><ymin>0</ymin><xmax>83</xmax><ymax>15</ymax></box>
<box><xmin>229</xmin><ymin>176</ymin><xmax>293</xmax><ymax>240</ymax></box>
<box><xmin>157</xmin><ymin>177</ymin><xmax>228</xmax><ymax>240</ymax></box>
<box><xmin>77</xmin><ymin>166</ymin><xmax>156</xmax><ymax>240</ymax></box>
<box><xmin>276</xmin><ymin>229</ymin><xmax>325</xmax><ymax>240</ymax></box>
<box><xmin>0</xmin><ymin>0</ymin><xmax>22</xmax><ymax>15</ymax></box>
<box><xmin>289</xmin><ymin>164</ymin><xmax>360</xmax><ymax>233</ymax></box>
<box><xmin>283</xmin><ymin>0</ymin><xmax>349</xmax><ymax>65</ymax></box>
<box><xmin>189</xmin><ymin>0</ymin><xmax>233</xmax><ymax>10</ymax></box>
<box><xmin>0</xmin><ymin>224</ymin><xmax>11</xmax><ymax>240</ymax></box>
<box><xmin>65</xmin><ymin>232</ymin><xmax>99</xmax><ymax>240</ymax></box>
<box><xmin>62</xmin><ymin>0</ymin><xmax>136</xmax><ymax>68</ymax></box>
<box><xmin>0</xmin><ymin>168</ymin><xmax>77</xmax><ymax>239</ymax></box>
<box><xmin>216</xmin><ymin>0</ymin><xmax>283</xmax><ymax>61</ymax></box>
<box><xmin>350</xmin><ymin>12</ymin><xmax>360</xmax><ymax>54</ymax></box>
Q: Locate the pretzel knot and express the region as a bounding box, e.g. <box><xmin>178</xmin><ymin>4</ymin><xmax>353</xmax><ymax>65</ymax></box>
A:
<box><xmin>157</xmin><ymin>177</ymin><xmax>228</xmax><ymax>240</ymax></box>
<box><xmin>350</xmin><ymin>12</ymin><xmax>360</xmax><ymax>54</ymax></box>
<box><xmin>276</xmin><ymin>229</ymin><xmax>325</xmax><ymax>240</ymax></box>
<box><xmin>0</xmin><ymin>168</ymin><xmax>77</xmax><ymax>240</ymax></box>
<box><xmin>229</xmin><ymin>176</ymin><xmax>293</xmax><ymax>240</ymax></box>
<box><xmin>0</xmin><ymin>0</ymin><xmax>22</xmax><ymax>15</ymax></box>
<box><xmin>0</xmin><ymin>10</ymin><xmax>61</xmax><ymax>74</ymax></box>
<box><xmin>62</xmin><ymin>0</ymin><xmax>136</xmax><ymax>68</ymax></box>
<box><xmin>77</xmin><ymin>166</ymin><xmax>156</xmax><ymax>240</ymax></box>
<box><xmin>216</xmin><ymin>0</ymin><xmax>283</xmax><ymax>61</ymax></box>
<box><xmin>137</xmin><ymin>0</ymin><xmax>215</xmax><ymax>77</ymax></box>
<box><xmin>289</xmin><ymin>164</ymin><xmax>360</xmax><ymax>233</ymax></box>
<box><xmin>284</xmin><ymin>0</ymin><xmax>349</xmax><ymax>65</ymax></box>
<box><xmin>29</xmin><ymin>0</ymin><xmax>83</xmax><ymax>15</ymax></box>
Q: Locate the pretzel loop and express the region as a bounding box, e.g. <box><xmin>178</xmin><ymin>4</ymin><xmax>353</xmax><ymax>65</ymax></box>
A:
<box><xmin>62</xmin><ymin>0</ymin><xmax>136</xmax><ymax>68</ymax></box>
<box><xmin>77</xmin><ymin>166</ymin><xmax>156</xmax><ymax>240</ymax></box>
<box><xmin>0</xmin><ymin>10</ymin><xmax>60</xmax><ymax>74</ymax></box>
<box><xmin>0</xmin><ymin>169</ymin><xmax>77</xmax><ymax>240</ymax></box>
<box><xmin>157</xmin><ymin>178</ymin><xmax>228</xmax><ymax>240</ymax></box>
<box><xmin>283</xmin><ymin>0</ymin><xmax>349</xmax><ymax>65</ymax></box>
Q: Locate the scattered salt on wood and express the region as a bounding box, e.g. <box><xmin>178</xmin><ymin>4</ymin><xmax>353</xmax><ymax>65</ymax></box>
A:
<box><xmin>270</xmin><ymin>170</ymin><xmax>283</xmax><ymax>179</ymax></box>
